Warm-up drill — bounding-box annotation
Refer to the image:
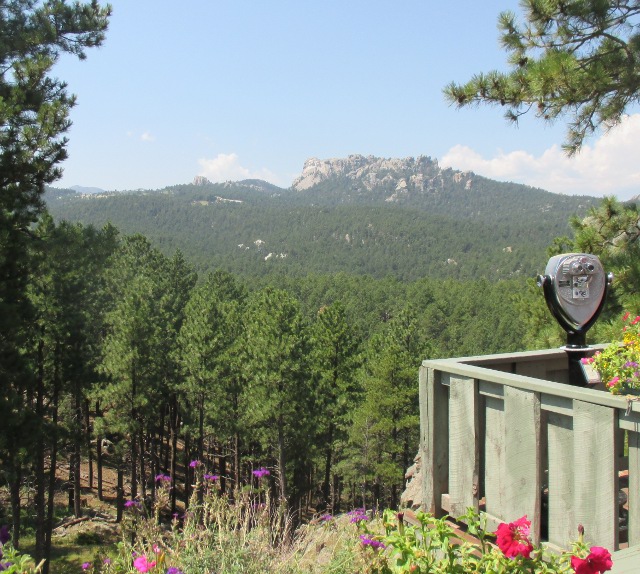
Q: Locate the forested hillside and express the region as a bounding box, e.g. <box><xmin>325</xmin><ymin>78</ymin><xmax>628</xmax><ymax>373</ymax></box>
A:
<box><xmin>45</xmin><ymin>156</ymin><xmax>596</xmax><ymax>281</ymax></box>
<box><xmin>6</xmin><ymin>156</ymin><xmax>601</xmax><ymax>572</ymax></box>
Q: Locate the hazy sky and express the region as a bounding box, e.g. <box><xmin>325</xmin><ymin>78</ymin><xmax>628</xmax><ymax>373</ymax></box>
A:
<box><xmin>53</xmin><ymin>0</ymin><xmax>640</xmax><ymax>200</ymax></box>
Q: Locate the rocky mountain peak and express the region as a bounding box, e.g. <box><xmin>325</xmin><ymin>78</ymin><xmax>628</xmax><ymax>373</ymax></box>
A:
<box><xmin>193</xmin><ymin>175</ymin><xmax>211</xmax><ymax>186</ymax></box>
<box><xmin>291</xmin><ymin>154</ymin><xmax>473</xmax><ymax>199</ymax></box>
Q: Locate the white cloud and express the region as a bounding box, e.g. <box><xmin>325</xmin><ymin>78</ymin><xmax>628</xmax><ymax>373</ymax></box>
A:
<box><xmin>198</xmin><ymin>153</ymin><xmax>281</xmax><ymax>185</ymax></box>
<box><xmin>440</xmin><ymin>114</ymin><xmax>640</xmax><ymax>200</ymax></box>
<box><xmin>140</xmin><ymin>131</ymin><xmax>155</xmax><ymax>142</ymax></box>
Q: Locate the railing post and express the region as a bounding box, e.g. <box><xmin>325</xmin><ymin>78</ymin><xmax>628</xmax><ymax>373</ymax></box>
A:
<box><xmin>448</xmin><ymin>376</ymin><xmax>480</xmax><ymax>517</ymax></box>
<box><xmin>420</xmin><ymin>366</ymin><xmax>448</xmax><ymax>517</ymax></box>
<box><xmin>629</xmin><ymin>429</ymin><xmax>640</xmax><ymax>545</ymax></box>
<box><xmin>573</xmin><ymin>400</ymin><xmax>618</xmax><ymax>549</ymax></box>
<box><xmin>503</xmin><ymin>387</ymin><xmax>542</xmax><ymax>544</ymax></box>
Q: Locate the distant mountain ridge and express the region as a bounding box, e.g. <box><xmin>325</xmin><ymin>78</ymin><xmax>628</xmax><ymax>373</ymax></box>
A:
<box><xmin>45</xmin><ymin>155</ymin><xmax>599</xmax><ymax>281</ymax></box>
<box><xmin>284</xmin><ymin>155</ymin><xmax>596</xmax><ymax>223</ymax></box>
<box><xmin>292</xmin><ymin>154</ymin><xmax>462</xmax><ymax>197</ymax></box>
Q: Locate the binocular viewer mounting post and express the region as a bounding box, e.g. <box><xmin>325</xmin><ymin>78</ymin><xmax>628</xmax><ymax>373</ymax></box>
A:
<box><xmin>537</xmin><ymin>253</ymin><xmax>613</xmax><ymax>386</ymax></box>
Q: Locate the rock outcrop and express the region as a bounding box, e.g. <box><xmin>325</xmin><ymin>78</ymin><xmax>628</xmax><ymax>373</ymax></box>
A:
<box><xmin>291</xmin><ymin>154</ymin><xmax>473</xmax><ymax>201</ymax></box>
<box><xmin>400</xmin><ymin>452</ymin><xmax>422</xmax><ymax>510</ymax></box>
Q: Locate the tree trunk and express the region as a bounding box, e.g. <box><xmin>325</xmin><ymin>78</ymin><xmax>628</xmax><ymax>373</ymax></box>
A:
<box><xmin>277</xmin><ymin>416</ymin><xmax>287</xmax><ymax>502</ymax></box>
<box><xmin>34</xmin><ymin>334</ymin><xmax>46</xmax><ymax>563</ymax></box>
<box><xmin>322</xmin><ymin>421</ymin><xmax>334</xmax><ymax>511</ymax></box>
<box><xmin>116</xmin><ymin>463</ymin><xmax>124</xmax><ymax>523</ymax></box>
<box><xmin>44</xmin><ymin>361</ymin><xmax>61</xmax><ymax>574</ymax></box>
<box><xmin>73</xmin><ymin>391</ymin><xmax>83</xmax><ymax>518</ymax></box>
<box><xmin>332</xmin><ymin>473</ymin><xmax>340</xmax><ymax>513</ymax></box>
<box><xmin>10</xmin><ymin>464</ymin><xmax>22</xmax><ymax>549</ymax></box>
<box><xmin>183</xmin><ymin>434</ymin><xmax>191</xmax><ymax>506</ymax></box>
<box><xmin>85</xmin><ymin>399</ymin><xmax>93</xmax><ymax>490</ymax></box>
<box><xmin>138</xmin><ymin>429</ymin><xmax>146</xmax><ymax>500</ymax></box>
<box><xmin>169</xmin><ymin>405</ymin><xmax>179</xmax><ymax>514</ymax></box>
<box><xmin>96</xmin><ymin>402</ymin><xmax>103</xmax><ymax>501</ymax></box>
<box><xmin>233</xmin><ymin>432</ymin><xmax>240</xmax><ymax>498</ymax></box>
<box><xmin>130</xmin><ymin>364</ymin><xmax>138</xmax><ymax>501</ymax></box>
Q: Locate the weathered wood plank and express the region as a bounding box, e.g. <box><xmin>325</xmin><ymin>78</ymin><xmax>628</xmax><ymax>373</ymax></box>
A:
<box><xmin>573</xmin><ymin>400</ymin><xmax>618</xmax><ymax>550</ymax></box>
<box><xmin>478</xmin><ymin>379</ymin><xmax>504</xmax><ymax>400</ymax></box>
<box><xmin>547</xmin><ymin>411</ymin><xmax>576</xmax><ymax>548</ymax></box>
<box><xmin>420</xmin><ymin>366</ymin><xmax>449</xmax><ymax>517</ymax></box>
<box><xmin>610</xmin><ymin>545</ymin><xmax>640</xmax><ymax>573</ymax></box>
<box><xmin>503</xmin><ymin>386</ymin><xmax>541</xmax><ymax>544</ymax></box>
<box><xmin>515</xmin><ymin>361</ymin><xmax>546</xmax><ymax>380</ymax></box>
<box><xmin>483</xmin><ymin>395</ymin><xmax>505</xmax><ymax>523</ymax></box>
<box><xmin>628</xmin><ymin>430</ymin><xmax>640</xmax><ymax>546</ymax></box>
<box><xmin>541</xmin><ymin>393</ymin><xmax>573</xmax><ymax>417</ymax></box>
<box><xmin>448</xmin><ymin>376</ymin><xmax>479</xmax><ymax>517</ymax></box>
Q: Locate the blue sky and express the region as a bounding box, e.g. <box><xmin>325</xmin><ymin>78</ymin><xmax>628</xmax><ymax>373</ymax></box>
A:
<box><xmin>54</xmin><ymin>0</ymin><xmax>640</xmax><ymax>200</ymax></box>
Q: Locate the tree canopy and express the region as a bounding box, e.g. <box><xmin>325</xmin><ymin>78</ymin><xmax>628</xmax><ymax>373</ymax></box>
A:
<box><xmin>444</xmin><ymin>0</ymin><xmax>640</xmax><ymax>154</ymax></box>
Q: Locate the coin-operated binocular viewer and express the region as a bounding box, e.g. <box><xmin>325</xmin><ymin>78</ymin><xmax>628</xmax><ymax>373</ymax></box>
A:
<box><xmin>537</xmin><ymin>253</ymin><xmax>613</xmax><ymax>386</ymax></box>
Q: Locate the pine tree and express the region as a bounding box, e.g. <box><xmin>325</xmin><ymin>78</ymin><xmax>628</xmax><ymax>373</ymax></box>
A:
<box><xmin>0</xmin><ymin>0</ymin><xmax>109</xmax><ymax>548</ymax></box>
<box><xmin>444</xmin><ymin>0</ymin><xmax>640</xmax><ymax>153</ymax></box>
<box><xmin>177</xmin><ymin>272</ymin><xmax>245</xmax><ymax>497</ymax></box>
<box><xmin>242</xmin><ymin>287</ymin><xmax>314</xmax><ymax>507</ymax></box>
<box><xmin>310</xmin><ymin>302</ymin><xmax>362</xmax><ymax>512</ymax></box>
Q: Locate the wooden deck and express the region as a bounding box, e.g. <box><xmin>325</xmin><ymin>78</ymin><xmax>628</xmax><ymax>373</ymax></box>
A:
<box><xmin>419</xmin><ymin>348</ymin><xmax>640</xmax><ymax>570</ymax></box>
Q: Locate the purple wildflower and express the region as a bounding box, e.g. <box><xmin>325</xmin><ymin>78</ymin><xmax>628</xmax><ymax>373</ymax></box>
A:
<box><xmin>155</xmin><ymin>474</ymin><xmax>171</xmax><ymax>482</ymax></box>
<box><xmin>189</xmin><ymin>460</ymin><xmax>200</xmax><ymax>468</ymax></box>
<box><xmin>625</xmin><ymin>361</ymin><xmax>639</xmax><ymax>368</ymax></box>
<box><xmin>252</xmin><ymin>467</ymin><xmax>270</xmax><ymax>478</ymax></box>
<box><xmin>166</xmin><ymin>568</ymin><xmax>184</xmax><ymax>574</ymax></box>
<box><xmin>103</xmin><ymin>558</ymin><xmax>111</xmax><ymax>565</ymax></box>
<box><xmin>0</xmin><ymin>563</ymin><xmax>10</xmax><ymax>572</ymax></box>
<box><xmin>81</xmin><ymin>562</ymin><xmax>92</xmax><ymax>570</ymax></box>
<box><xmin>0</xmin><ymin>526</ymin><xmax>9</xmax><ymax>545</ymax></box>
<box><xmin>348</xmin><ymin>508</ymin><xmax>369</xmax><ymax>523</ymax></box>
<box><xmin>124</xmin><ymin>499</ymin><xmax>141</xmax><ymax>508</ymax></box>
<box><xmin>319</xmin><ymin>514</ymin><xmax>333</xmax><ymax>521</ymax></box>
<box><xmin>359</xmin><ymin>534</ymin><xmax>386</xmax><ymax>550</ymax></box>
<box><xmin>203</xmin><ymin>474</ymin><xmax>219</xmax><ymax>481</ymax></box>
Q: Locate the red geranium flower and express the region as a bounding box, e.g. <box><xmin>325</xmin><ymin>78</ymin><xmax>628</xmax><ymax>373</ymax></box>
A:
<box><xmin>571</xmin><ymin>547</ymin><xmax>613</xmax><ymax>574</ymax></box>
<box><xmin>495</xmin><ymin>516</ymin><xmax>534</xmax><ymax>559</ymax></box>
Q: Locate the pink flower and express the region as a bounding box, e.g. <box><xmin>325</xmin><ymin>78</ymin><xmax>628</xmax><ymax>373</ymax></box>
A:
<box><xmin>632</xmin><ymin>316</ymin><xmax>640</xmax><ymax>325</ymax></box>
<box><xmin>581</xmin><ymin>357</ymin><xmax>594</xmax><ymax>365</ymax></box>
<box><xmin>623</xmin><ymin>312</ymin><xmax>630</xmax><ymax>321</ymax></box>
<box><xmin>571</xmin><ymin>546</ymin><xmax>613</xmax><ymax>574</ymax></box>
<box><xmin>607</xmin><ymin>376</ymin><xmax>620</xmax><ymax>388</ymax></box>
<box><xmin>495</xmin><ymin>516</ymin><xmax>533</xmax><ymax>559</ymax></box>
<box><xmin>133</xmin><ymin>556</ymin><xmax>156</xmax><ymax>573</ymax></box>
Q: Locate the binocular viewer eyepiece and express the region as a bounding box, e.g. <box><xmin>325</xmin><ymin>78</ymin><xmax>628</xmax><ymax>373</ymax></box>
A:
<box><xmin>537</xmin><ymin>253</ymin><xmax>613</xmax><ymax>343</ymax></box>
<box><xmin>538</xmin><ymin>253</ymin><xmax>613</xmax><ymax>386</ymax></box>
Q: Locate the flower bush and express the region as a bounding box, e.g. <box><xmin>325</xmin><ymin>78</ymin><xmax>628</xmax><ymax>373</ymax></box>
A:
<box><xmin>356</xmin><ymin>509</ymin><xmax>613</xmax><ymax>574</ymax></box>
<box><xmin>582</xmin><ymin>311</ymin><xmax>640</xmax><ymax>394</ymax></box>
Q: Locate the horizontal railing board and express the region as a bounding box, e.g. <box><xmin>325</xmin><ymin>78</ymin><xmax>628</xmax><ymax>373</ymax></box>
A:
<box><xmin>423</xmin><ymin>357</ymin><xmax>639</xmax><ymax>415</ymax></box>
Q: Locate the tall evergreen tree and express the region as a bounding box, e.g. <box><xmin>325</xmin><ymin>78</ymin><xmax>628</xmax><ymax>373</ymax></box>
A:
<box><xmin>0</xmin><ymin>0</ymin><xmax>110</xmax><ymax>547</ymax></box>
<box><xmin>28</xmin><ymin>215</ymin><xmax>117</xmax><ymax>569</ymax></box>
<box><xmin>242</xmin><ymin>288</ymin><xmax>314</xmax><ymax>507</ymax></box>
<box><xmin>98</xmin><ymin>235</ymin><xmax>170</xmax><ymax>504</ymax></box>
<box><xmin>348</xmin><ymin>306</ymin><xmax>430</xmax><ymax>509</ymax></box>
<box><xmin>177</xmin><ymin>271</ymin><xmax>245</xmax><ymax>494</ymax></box>
<box><xmin>310</xmin><ymin>302</ymin><xmax>362</xmax><ymax>512</ymax></box>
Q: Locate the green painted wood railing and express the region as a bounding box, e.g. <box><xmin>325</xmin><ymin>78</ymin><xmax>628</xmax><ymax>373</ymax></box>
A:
<box><xmin>419</xmin><ymin>348</ymin><xmax>640</xmax><ymax>568</ymax></box>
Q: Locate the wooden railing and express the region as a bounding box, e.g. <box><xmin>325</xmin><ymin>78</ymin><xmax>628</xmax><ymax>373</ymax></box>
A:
<box><xmin>419</xmin><ymin>348</ymin><xmax>640</xmax><ymax>568</ymax></box>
